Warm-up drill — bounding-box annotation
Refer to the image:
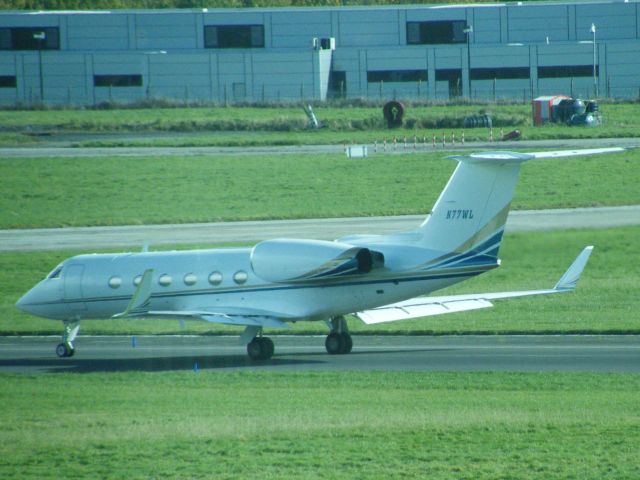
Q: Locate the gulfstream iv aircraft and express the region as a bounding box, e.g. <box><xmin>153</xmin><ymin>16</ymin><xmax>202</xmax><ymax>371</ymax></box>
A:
<box><xmin>16</xmin><ymin>148</ymin><xmax>621</xmax><ymax>360</ymax></box>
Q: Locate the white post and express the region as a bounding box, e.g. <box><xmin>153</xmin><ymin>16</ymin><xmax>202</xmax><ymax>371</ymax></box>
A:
<box><xmin>591</xmin><ymin>23</ymin><xmax>598</xmax><ymax>98</ymax></box>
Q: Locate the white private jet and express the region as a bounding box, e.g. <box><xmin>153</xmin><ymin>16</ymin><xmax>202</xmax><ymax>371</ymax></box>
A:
<box><xmin>16</xmin><ymin>147</ymin><xmax>622</xmax><ymax>360</ymax></box>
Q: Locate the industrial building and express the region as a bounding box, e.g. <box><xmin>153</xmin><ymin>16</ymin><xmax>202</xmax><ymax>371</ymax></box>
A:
<box><xmin>0</xmin><ymin>1</ymin><xmax>639</xmax><ymax>106</ymax></box>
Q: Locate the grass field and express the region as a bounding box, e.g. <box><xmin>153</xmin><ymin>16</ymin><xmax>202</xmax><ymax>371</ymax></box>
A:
<box><xmin>2</xmin><ymin>149</ymin><xmax>638</xmax><ymax>229</ymax></box>
<box><xmin>1</xmin><ymin>371</ymin><xmax>638</xmax><ymax>479</ymax></box>
<box><xmin>3</xmin><ymin>226</ymin><xmax>639</xmax><ymax>336</ymax></box>
<box><xmin>2</xmin><ymin>103</ymin><xmax>639</xmax><ymax>147</ymax></box>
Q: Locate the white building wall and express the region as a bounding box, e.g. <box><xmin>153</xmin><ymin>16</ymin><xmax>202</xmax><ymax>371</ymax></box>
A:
<box><xmin>0</xmin><ymin>1</ymin><xmax>638</xmax><ymax>105</ymax></box>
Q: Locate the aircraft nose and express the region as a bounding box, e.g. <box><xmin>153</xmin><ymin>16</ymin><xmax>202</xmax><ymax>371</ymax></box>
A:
<box><xmin>16</xmin><ymin>281</ymin><xmax>68</xmax><ymax>320</ymax></box>
<box><xmin>16</xmin><ymin>288</ymin><xmax>39</xmax><ymax>316</ymax></box>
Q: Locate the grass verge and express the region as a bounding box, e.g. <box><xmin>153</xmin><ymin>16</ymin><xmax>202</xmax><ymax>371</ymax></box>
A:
<box><xmin>1</xmin><ymin>103</ymin><xmax>639</xmax><ymax>147</ymax></box>
<box><xmin>2</xmin><ymin>149</ymin><xmax>638</xmax><ymax>229</ymax></box>
<box><xmin>2</xmin><ymin>226</ymin><xmax>639</xmax><ymax>336</ymax></box>
<box><xmin>0</xmin><ymin>371</ymin><xmax>638</xmax><ymax>479</ymax></box>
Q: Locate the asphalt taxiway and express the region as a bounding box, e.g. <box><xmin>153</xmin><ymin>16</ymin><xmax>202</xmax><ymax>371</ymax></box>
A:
<box><xmin>2</xmin><ymin>205</ymin><xmax>639</xmax><ymax>251</ymax></box>
<box><xmin>1</xmin><ymin>335</ymin><xmax>638</xmax><ymax>374</ymax></box>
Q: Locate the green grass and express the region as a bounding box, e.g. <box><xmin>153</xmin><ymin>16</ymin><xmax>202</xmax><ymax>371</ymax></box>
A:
<box><xmin>2</xmin><ymin>149</ymin><xmax>638</xmax><ymax>229</ymax></box>
<box><xmin>2</xmin><ymin>103</ymin><xmax>639</xmax><ymax>147</ymax></box>
<box><xmin>2</xmin><ymin>226</ymin><xmax>639</xmax><ymax>336</ymax></box>
<box><xmin>1</xmin><ymin>371</ymin><xmax>638</xmax><ymax>479</ymax></box>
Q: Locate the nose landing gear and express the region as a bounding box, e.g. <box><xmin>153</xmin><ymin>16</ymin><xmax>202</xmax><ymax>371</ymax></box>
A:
<box><xmin>56</xmin><ymin>320</ymin><xmax>79</xmax><ymax>358</ymax></box>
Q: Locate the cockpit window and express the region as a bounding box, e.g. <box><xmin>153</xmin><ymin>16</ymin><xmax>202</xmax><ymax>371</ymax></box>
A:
<box><xmin>47</xmin><ymin>265</ymin><xmax>63</xmax><ymax>280</ymax></box>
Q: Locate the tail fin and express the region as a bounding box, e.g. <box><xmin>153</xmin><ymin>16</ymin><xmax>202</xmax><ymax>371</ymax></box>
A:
<box><xmin>419</xmin><ymin>152</ymin><xmax>533</xmax><ymax>259</ymax></box>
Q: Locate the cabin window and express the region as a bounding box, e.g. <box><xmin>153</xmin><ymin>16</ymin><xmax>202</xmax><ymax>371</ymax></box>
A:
<box><xmin>133</xmin><ymin>275</ymin><xmax>142</xmax><ymax>286</ymax></box>
<box><xmin>233</xmin><ymin>271</ymin><xmax>248</xmax><ymax>285</ymax></box>
<box><xmin>158</xmin><ymin>274</ymin><xmax>172</xmax><ymax>287</ymax></box>
<box><xmin>208</xmin><ymin>271</ymin><xmax>223</xmax><ymax>286</ymax></box>
<box><xmin>184</xmin><ymin>273</ymin><xmax>197</xmax><ymax>286</ymax></box>
<box><xmin>108</xmin><ymin>276</ymin><xmax>122</xmax><ymax>289</ymax></box>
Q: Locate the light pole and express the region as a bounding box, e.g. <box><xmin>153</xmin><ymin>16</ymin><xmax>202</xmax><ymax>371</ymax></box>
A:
<box><xmin>463</xmin><ymin>24</ymin><xmax>473</xmax><ymax>99</ymax></box>
<box><xmin>33</xmin><ymin>31</ymin><xmax>46</xmax><ymax>103</ymax></box>
<box><xmin>590</xmin><ymin>23</ymin><xmax>598</xmax><ymax>97</ymax></box>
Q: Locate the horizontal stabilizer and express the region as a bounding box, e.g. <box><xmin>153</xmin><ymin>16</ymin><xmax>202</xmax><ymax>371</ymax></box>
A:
<box><xmin>528</xmin><ymin>147</ymin><xmax>625</xmax><ymax>159</ymax></box>
<box><xmin>355</xmin><ymin>246</ymin><xmax>593</xmax><ymax>324</ymax></box>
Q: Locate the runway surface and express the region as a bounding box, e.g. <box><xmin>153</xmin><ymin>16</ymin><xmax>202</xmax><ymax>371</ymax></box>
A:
<box><xmin>2</xmin><ymin>205</ymin><xmax>639</xmax><ymax>251</ymax></box>
<box><xmin>1</xmin><ymin>335</ymin><xmax>638</xmax><ymax>374</ymax></box>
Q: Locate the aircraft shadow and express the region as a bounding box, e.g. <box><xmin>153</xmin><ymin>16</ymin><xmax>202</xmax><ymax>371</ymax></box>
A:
<box><xmin>0</xmin><ymin>348</ymin><xmax>441</xmax><ymax>373</ymax></box>
<box><xmin>0</xmin><ymin>355</ymin><xmax>323</xmax><ymax>374</ymax></box>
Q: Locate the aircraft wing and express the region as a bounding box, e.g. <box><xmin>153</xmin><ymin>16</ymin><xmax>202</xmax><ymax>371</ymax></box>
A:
<box><xmin>114</xmin><ymin>307</ymin><xmax>291</xmax><ymax>329</ymax></box>
<box><xmin>355</xmin><ymin>246</ymin><xmax>593</xmax><ymax>324</ymax></box>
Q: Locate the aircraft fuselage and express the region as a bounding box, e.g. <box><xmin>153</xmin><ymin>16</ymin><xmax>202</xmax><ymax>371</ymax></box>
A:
<box><xmin>18</xmin><ymin>246</ymin><xmax>496</xmax><ymax>323</ymax></box>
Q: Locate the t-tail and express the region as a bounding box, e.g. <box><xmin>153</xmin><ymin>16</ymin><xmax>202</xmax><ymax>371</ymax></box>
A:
<box><xmin>417</xmin><ymin>151</ymin><xmax>533</xmax><ymax>264</ymax></box>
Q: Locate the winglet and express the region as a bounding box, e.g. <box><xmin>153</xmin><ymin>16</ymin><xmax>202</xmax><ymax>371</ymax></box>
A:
<box><xmin>554</xmin><ymin>246</ymin><xmax>594</xmax><ymax>291</ymax></box>
<box><xmin>112</xmin><ymin>268</ymin><xmax>154</xmax><ymax>318</ymax></box>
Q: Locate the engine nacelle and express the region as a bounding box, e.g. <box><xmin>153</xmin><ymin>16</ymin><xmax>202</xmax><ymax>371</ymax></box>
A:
<box><xmin>250</xmin><ymin>238</ymin><xmax>384</xmax><ymax>283</ymax></box>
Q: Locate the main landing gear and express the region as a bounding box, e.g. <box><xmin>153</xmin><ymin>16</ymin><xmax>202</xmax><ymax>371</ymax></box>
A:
<box><xmin>241</xmin><ymin>316</ymin><xmax>354</xmax><ymax>360</ymax></box>
<box><xmin>56</xmin><ymin>320</ymin><xmax>80</xmax><ymax>358</ymax></box>
<box><xmin>242</xmin><ymin>326</ymin><xmax>275</xmax><ymax>361</ymax></box>
<box><xmin>247</xmin><ymin>336</ymin><xmax>275</xmax><ymax>361</ymax></box>
<box><xmin>325</xmin><ymin>316</ymin><xmax>353</xmax><ymax>355</ymax></box>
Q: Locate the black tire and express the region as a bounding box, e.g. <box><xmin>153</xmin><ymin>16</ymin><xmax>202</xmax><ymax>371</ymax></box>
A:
<box><xmin>340</xmin><ymin>333</ymin><xmax>353</xmax><ymax>354</ymax></box>
<box><xmin>56</xmin><ymin>343</ymin><xmax>73</xmax><ymax>358</ymax></box>
<box><xmin>259</xmin><ymin>337</ymin><xmax>274</xmax><ymax>360</ymax></box>
<box><xmin>247</xmin><ymin>338</ymin><xmax>264</xmax><ymax>360</ymax></box>
<box><xmin>247</xmin><ymin>337</ymin><xmax>274</xmax><ymax>361</ymax></box>
<box><xmin>325</xmin><ymin>332</ymin><xmax>344</xmax><ymax>355</ymax></box>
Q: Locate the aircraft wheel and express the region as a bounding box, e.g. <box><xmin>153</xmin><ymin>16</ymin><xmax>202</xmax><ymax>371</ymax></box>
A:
<box><xmin>325</xmin><ymin>333</ymin><xmax>343</xmax><ymax>355</ymax></box>
<box><xmin>56</xmin><ymin>343</ymin><xmax>74</xmax><ymax>358</ymax></box>
<box><xmin>326</xmin><ymin>332</ymin><xmax>353</xmax><ymax>355</ymax></box>
<box><xmin>260</xmin><ymin>337</ymin><xmax>274</xmax><ymax>359</ymax></box>
<box><xmin>340</xmin><ymin>333</ymin><xmax>353</xmax><ymax>354</ymax></box>
<box><xmin>247</xmin><ymin>337</ymin><xmax>274</xmax><ymax>361</ymax></box>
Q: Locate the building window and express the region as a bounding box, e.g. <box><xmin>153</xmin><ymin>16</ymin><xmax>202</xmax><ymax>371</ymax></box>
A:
<box><xmin>436</xmin><ymin>69</ymin><xmax>462</xmax><ymax>82</ymax></box>
<box><xmin>538</xmin><ymin>65</ymin><xmax>598</xmax><ymax>79</ymax></box>
<box><xmin>0</xmin><ymin>76</ymin><xmax>17</xmax><ymax>88</ymax></box>
<box><xmin>367</xmin><ymin>70</ymin><xmax>427</xmax><ymax>83</ymax></box>
<box><xmin>204</xmin><ymin>25</ymin><xmax>264</xmax><ymax>48</ymax></box>
<box><xmin>470</xmin><ymin>67</ymin><xmax>530</xmax><ymax>80</ymax></box>
<box><xmin>407</xmin><ymin>21</ymin><xmax>466</xmax><ymax>45</ymax></box>
<box><xmin>0</xmin><ymin>27</ymin><xmax>60</xmax><ymax>50</ymax></box>
<box><xmin>94</xmin><ymin>75</ymin><xmax>143</xmax><ymax>87</ymax></box>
